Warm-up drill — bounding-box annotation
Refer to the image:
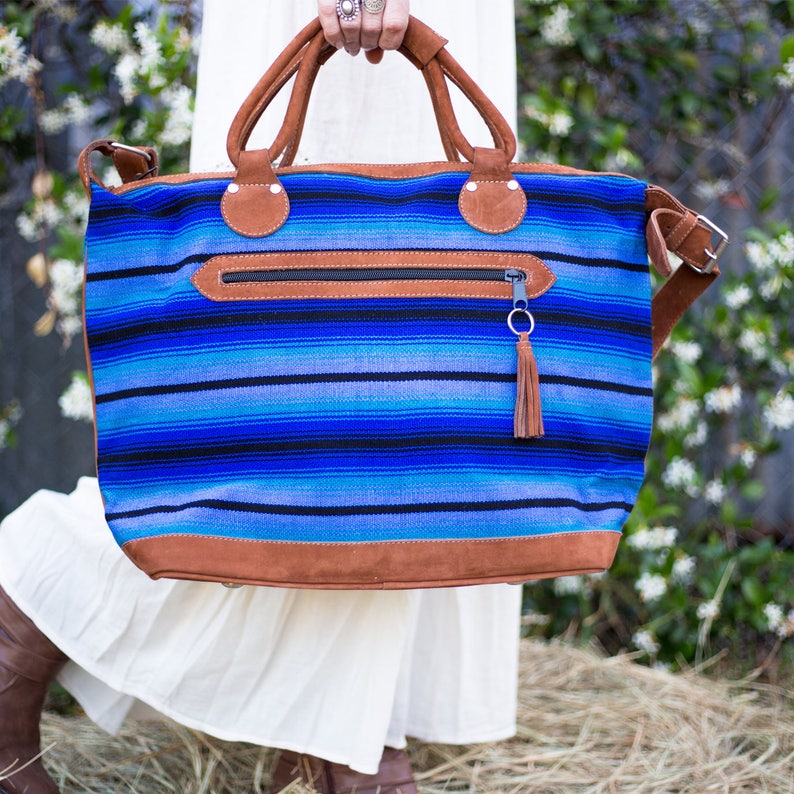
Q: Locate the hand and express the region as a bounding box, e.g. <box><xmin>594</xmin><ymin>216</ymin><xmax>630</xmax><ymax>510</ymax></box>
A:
<box><xmin>317</xmin><ymin>0</ymin><xmax>410</xmax><ymax>63</ymax></box>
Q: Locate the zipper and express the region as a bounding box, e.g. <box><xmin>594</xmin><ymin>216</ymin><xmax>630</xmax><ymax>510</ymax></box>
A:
<box><xmin>222</xmin><ymin>266</ymin><xmax>525</xmax><ymax>288</ymax></box>
<box><xmin>222</xmin><ymin>265</ymin><xmax>531</xmax><ymax>324</ymax></box>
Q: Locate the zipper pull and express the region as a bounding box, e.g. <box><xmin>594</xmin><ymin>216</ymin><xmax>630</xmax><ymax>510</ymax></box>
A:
<box><xmin>506</xmin><ymin>270</ymin><xmax>544</xmax><ymax>440</ymax></box>
<box><xmin>505</xmin><ymin>268</ymin><xmax>528</xmax><ymax>311</ymax></box>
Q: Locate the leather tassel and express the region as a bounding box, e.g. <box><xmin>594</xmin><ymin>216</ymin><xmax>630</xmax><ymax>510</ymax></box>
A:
<box><xmin>514</xmin><ymin>331</ymin><xmax>544</xmax><ymax>439</ymax></box>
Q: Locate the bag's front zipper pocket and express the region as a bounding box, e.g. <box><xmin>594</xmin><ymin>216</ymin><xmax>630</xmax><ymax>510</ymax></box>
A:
<box><xmin>191</xmin><ymin>251</ymin><xmax>554</xmax><ymax>439</ymax></box>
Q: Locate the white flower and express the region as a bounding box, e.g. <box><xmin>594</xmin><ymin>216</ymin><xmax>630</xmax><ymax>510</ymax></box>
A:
<box><xmin>760</xmin><ymin>278</ymin><xmax>780</xmax><ymax>301</ymax></box>
<box><xmin>632</xmin><ymin>629</ymin><xmax>660</xmax><ymax>655</ymax></box>
<box><xmin>57</xmin><ymin>314</ymin><xmax>82</xmax><ymax>340</ymax></box>
<box><xmin>63</xmin><ymin>93</ymin><xmax>91</xmax><ymax>124</ymax></box>
<box><xmin>134</xmin><ymin>22</ymin><xmax>162</xmax><ymax>74</ymax></box>
<box><xmin>738</xmin><ymin>328</ymin><xmax>768</xmax><ymax>361</ymax></box>
<box><xmin>62</xmin><ymin>191</ymin><xmax>90</xmax><ymax>224</ymax></box>
<box><xmin>704</xmin><ymin>384</ymin><xmax>742</xmax><ymax>414</ymax></box>
<box><xmin>48</xmin><ymin>259</ymin><xmax>83</xmax><ymax>316</ymax></box>
<box><xmin>697</xmin><ymin>599</ymin><xmax>720</xmax><ymax>621</ymax></box>
<box><xmin>672</xmin><ymin>554</ymin><xmax>696</xmax><ymax>584</ymax></box>
<box><xmin>779</xmin><ymin>611</ymin><xmax>794</xmax><ymax>639</ymax></box>
<box><xmin>40</xmin><ymin>94</ymin><xmax>92</xmax><ymax>134</ymax></box>
<box><xmin>548</xmin><ymin>110</ymin><xmax>573</xmax><ymax>137</ymax></box>
<box><xmin>724</xmin><ymin>283</ymin><xmax>752</xmax><ymax>310</ymax></box>
<box><xmin>636</xmin><ymin>572</ymin><xmax>667</xmax><ymax>603</ymax></box>
<box><xmin>39</xmin><ymin>108</ymin><xmax>68</xmax><ymax>134</ymax></box>
<box><xmin>159</xmin><ymin>84</ymin><xmax>194</xmax><ymax>146</ymax></box>
<box><xmin>114</xmin><ymin>52</ymin><xmax>142</xmax><ymax>104</ymax></box>
<box><xmin>540</xmin><ymin>4</ymin><xmax>575</xmax><ymax>47</ymax></box>
<box><xmin>15</xmin><ymin>199</ymin><xmax>64</xmax><ymax>243</ymax></box>
<box><xmin>0</xmin><ymin>26</ymin><xmax>42</xmax><ymax>89</ymax></box>
<box><xmin>58</xmin><ymin>374</ymin><xmax>94</xmax><ymax>422</ymax></box>
<box><xmin>657</xmin><ymin>397</ymin><xmax>700</xmax><ymax>433</ymax></box>
<box><xmin>739</xmin><ymin>446</ymin><xmax>757</xmax><ymax>469</ymax></box>
<box><xmin>763</xmin><ymin>391</ymin><xmax>794</xmax><ymax>431</ymax></box>
<box><xmin>763</xmin><ymin>602</ymin><xmax>784</xmax><ymax>633</ymax></box>
<box><xmin>703</xmin><ymin>479</ymin><xmax>726</xmax><ymax>505</ymax></box>
<box><xmin>744</xmin><ymin>241</ymin><xmax>775</xmax><ymax>272</ymax></box>
<box><xmin>694</xmin><ymin>179</ymin><xmax>731</xmax><ymax>202</ymax></box>
<box><xmin>775</xmin><ymin>57</ymin><xmax>794</xmax><ymax>89</ymax></box>
<box><xmin>669</xmin><ymin>341</ymin><xmax>702</xmax><ymax>364</ymax></box>
<box><xmin>627</xmin><ymin>525</ymin><xmax>678</xmax><ymax>551</ymax></box>
<box><xmin>90</xmin><ymin>20</ymin><xmax>129</xmax><ymax>54</ymax></box>
<box><xmin>684</xmin><ymin>420</ymin><xmax>707</xmax><ymax>449</ymax></box>
<box><xmin>662</xmin><ymin>456</ymin><xmax>699</xmax><ymax>496</ymax></box>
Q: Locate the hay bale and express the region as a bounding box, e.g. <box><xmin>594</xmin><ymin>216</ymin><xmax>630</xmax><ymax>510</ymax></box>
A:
<box><xmin>22</xmin><ymin>640</ymin><xmax>794</xmax><ymax>793</ymax></box>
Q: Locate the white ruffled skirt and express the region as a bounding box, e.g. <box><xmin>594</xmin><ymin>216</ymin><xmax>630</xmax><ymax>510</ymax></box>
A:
<box><xmin>0</xmin><ymin>479</ymin><xmax>521</xmax><ymax>773</ymax></box>
<box><xmin>0</xmin><ymin>0</ymin><xmax>523</xmax><ymax>775</ymax></box>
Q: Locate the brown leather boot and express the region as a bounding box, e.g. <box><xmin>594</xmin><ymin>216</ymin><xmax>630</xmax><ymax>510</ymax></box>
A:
<box><xmin>271</xmin><ymin>746</ymin><xmax>417</xmax><ymax>794</ymax></box>
<box><xmin>0</xmin><ymin>586</ymin><xmax>67</xmax><ymax>794</ymax></box>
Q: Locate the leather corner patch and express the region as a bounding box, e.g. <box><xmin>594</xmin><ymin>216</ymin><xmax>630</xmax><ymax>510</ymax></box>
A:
<box><xmin>458</xmin><ymin>179</ymin><xmax>527</xmax><ymax>235</ymax></box>
<box><xmin>220</xmin><ymin>181</ymin><xmax>290</xmax><ymax>238</ymax></box>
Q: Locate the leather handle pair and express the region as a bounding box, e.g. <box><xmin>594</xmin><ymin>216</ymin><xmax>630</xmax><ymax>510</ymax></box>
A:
<box><xmin>225</xmin><ymin>15</ymin><xmax>517</xmax><ymax>168</ymax></box>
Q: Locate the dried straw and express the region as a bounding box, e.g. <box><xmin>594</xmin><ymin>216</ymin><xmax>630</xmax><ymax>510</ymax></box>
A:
<box><xmin>26</xmin><ymin>640</ymin><xmax>794</xmax><ymax>793</ymax></box>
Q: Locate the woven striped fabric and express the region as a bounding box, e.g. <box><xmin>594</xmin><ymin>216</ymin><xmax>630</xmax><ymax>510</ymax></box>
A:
<box><xmin>83</xmin><ymin>166</ymin><xmax>652</xmax><ymax>587</ymax></box>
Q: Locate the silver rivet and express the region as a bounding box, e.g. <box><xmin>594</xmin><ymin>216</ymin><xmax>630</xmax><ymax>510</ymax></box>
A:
<box><xmin>269</xmin><ymin>183</ymin><xmax>283</xmax><ymax>195</ymax></box>
<box><xmin>507</xmin><ymin>179</ymin><xmax>519</xmax><ymax>191</ymax></box>
<box><xmin>227</xmin><ymin>183</ymin><xmax>240</xmax><ymax>194</ymax></box>
<box><xmin>465</xmin><ymin>181</ymin><xmax>478</xmax><ymax>192</ymax></box>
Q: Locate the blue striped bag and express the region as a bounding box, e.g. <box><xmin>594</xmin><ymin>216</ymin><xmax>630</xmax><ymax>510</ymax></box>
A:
<box><xmin>78</xmin><ymin>17</ymin><xmax>726</xmax><ymax>589</ymax></box>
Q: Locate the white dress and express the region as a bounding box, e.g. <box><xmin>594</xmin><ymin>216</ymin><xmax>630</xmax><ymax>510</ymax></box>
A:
<box><xmin>0</xmin><ymin>0</ymin><xmax>521</xmax><ymax>775</ymax></box>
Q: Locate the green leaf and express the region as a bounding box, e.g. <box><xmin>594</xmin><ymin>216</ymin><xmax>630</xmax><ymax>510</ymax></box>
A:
<box><xmin>740</xmin><ymin>577</ymin><xmax>766</xmax><ymax>607</ymax></box>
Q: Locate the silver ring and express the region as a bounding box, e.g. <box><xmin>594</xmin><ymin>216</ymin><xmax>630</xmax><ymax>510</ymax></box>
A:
<box><xmin>507</xmin><ymin>308</ymin><xmax>535</xmax><ymax>337</ymax></box>
<box><xmin>362</xmin><ymin>0</ymin><xmax>385</xmax><ymax>12</ymax></box>
<box><xmin>337</xmin><ymin>0</ymin><xmax>361</xmax><ymax>21</ymax></box>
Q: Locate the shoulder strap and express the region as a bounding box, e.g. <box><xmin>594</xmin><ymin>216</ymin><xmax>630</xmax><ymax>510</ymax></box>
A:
<box><xmin>646</xmin><ymin>185</ymin><xmax>727</xmax><ymax>359</ymax></box>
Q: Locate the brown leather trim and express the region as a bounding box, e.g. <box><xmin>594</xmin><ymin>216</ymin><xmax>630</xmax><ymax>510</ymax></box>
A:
<box><xmin>458</xmin><ymin>148</ymin><xmax>527</xmax><ymax>234</ymax></box>
<box><xmin>122</xmin><ymin>531</ymin><xmax>621</xmax><ymax>590</ymax></box>
<box><xmin>191</xmin><ymin>250</ymin><xmax>556</xmax><ymax>302</ymax></box>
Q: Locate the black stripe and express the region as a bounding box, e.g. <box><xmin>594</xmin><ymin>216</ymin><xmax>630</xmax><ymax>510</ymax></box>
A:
<box><xmin>94</xmin><ymin>371</ymin><xmax>516</xmax><ymax>404</ymax></box>
<box><xmin>543</xmin><ymin>376</ymin><xmax>652</xmax><ymax>397</ymax></box>
<box><xmin>97</xmin><ymin>434</ymin><xmax>644</xmax><ymax>465</ymax></box>
<box><xmin>93</xmin><ymin>369</ymin><xmax>651</xmax><ymax>404</ymax></box>
<box><xmin>105</xmin><ymin>495</ymin><xmax>634</xmax><ymax>521</ymax></box>
<box><xmin>85</xmin><ymin>253</ymin><xmax>208</xmax><ymax>281</ymax></box>
<box><xmin>85</xmin><ymin>307</ymin><xmax>649</xmax><ymax>349</ymax></box>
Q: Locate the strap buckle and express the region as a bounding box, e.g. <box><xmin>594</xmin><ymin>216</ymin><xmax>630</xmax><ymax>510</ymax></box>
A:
<box><xmin>110</xmin><ymin>141</ymin><xmax>158</xmax><ymax>180</ymax></box>
<box><xmin>109</xmin><ymin>141</ymin><xmax>153</xmax><ymax>162</ymax></box>
<box><xmin>694</xmin><ymin>214</ymin><xmax>729</xmax><ymax>274</ymax></box>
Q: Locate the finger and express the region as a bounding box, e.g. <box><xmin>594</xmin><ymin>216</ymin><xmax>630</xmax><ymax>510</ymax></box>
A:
<box><xmin>337</xmin><ymin>0</ymin><xmax>363</xmax><ymax>56</ymax></box>
<box><xmin>378</xmin><ymin>0</ymin><xmax>409</xmax><ymax>51</ymax></box>
<box><xmin>360</xmin><ymin>0</ymin><xmax>385</xmax><ymax>52</ymax></box>
<box><xmin>317</xmin><ymin>0</ymin><xmax>345</xmax><ymax>49</ymax></box>
<box><xmin>365</xmin><ymin>47</ymin><xmax>384</xmax><ymax>64</ymax></box>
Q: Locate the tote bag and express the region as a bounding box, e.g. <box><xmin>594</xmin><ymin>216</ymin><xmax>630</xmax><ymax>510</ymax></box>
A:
<box><xmin>78</xmin><ymin>16</ymin><xmax>726</xmax><ymax>588</ymax></box>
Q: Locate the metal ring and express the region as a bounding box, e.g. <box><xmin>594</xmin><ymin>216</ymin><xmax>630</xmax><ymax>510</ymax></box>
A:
<box><xmin>507</xmin><ymin>308</ymin><xmax>535</xmax><ymax>337</ymax></box>
<box><xmin>363</xmin><ymin>0</ymin><xmax>385</xmax><ymax>12</ymax></box>
<box><xmin>337</xmin><ymin>0</ymin><xmax>361</xmax><ymax>21</ymax></box>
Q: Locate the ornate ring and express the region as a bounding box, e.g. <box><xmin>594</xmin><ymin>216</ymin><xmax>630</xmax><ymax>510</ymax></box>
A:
<box><xmin>362</xmin><ymin>0</ymin><xmax>385</xmax><ymax>12</ymax></box>
<box><xmin>336</xmin><ymin>0</ymin><xmax>361</xmax><ymax>22</ymax></box>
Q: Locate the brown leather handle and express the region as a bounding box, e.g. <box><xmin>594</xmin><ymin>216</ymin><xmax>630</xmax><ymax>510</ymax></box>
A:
<box><xmin>225</xmin><ymin>16</ymin><xmax>517</xmax><ymax>168</ymax></box>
